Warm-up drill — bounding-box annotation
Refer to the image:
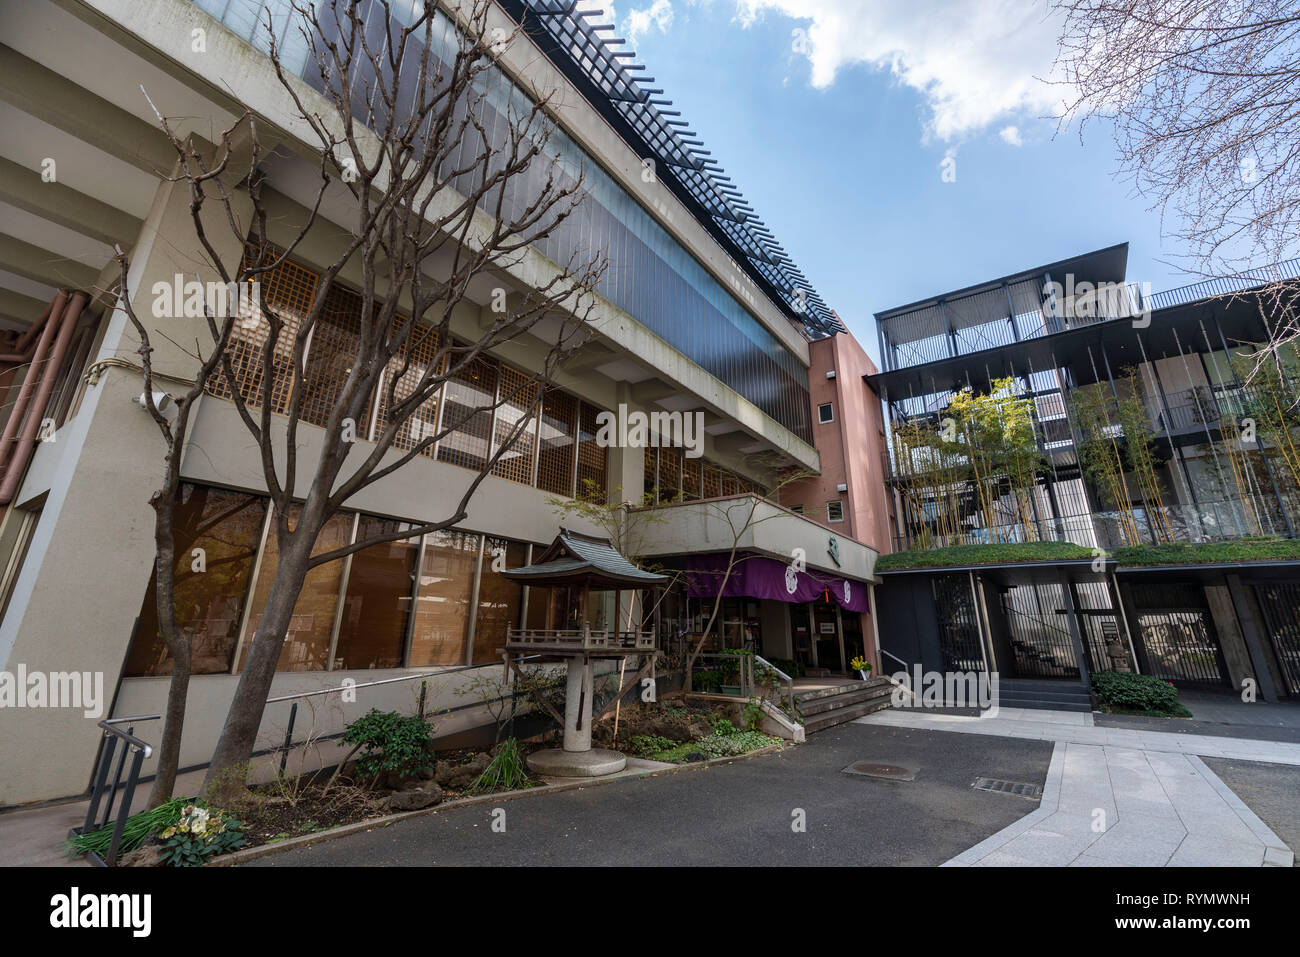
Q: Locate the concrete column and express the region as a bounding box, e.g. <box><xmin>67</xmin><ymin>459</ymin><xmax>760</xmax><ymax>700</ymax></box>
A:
<box><xmin>0</xmin><ymin>169</ymin><xmax>254</xmax><ymax>804</ymax></box>
<box><xmin>606</xmin><ymin>381</ymin><xmax>643</xmax><ymax>505</ymax></box>
<box><xmin>562</xmin><ymin>657</ymin><xmax>594</xmax><ymax>752</ymax></box>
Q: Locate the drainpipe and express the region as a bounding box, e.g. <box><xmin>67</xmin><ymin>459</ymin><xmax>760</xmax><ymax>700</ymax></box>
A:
<box><xmin>0</xmin><ymin>292</ymin><xmax>85</xmax><ymax>505</ymax></box>
<box><xmin>0</xmin><ymin>297</ymin><xmax>56</xmax><ymax>363</ymax></box>
<box><xmin>0</xmin><ymin>291</ymin><xmax>67</xmax><ymax>474</ymax></box>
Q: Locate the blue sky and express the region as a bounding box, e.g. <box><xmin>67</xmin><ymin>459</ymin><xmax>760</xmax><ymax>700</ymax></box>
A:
<box><xmin>590</xmin><ymin>0</ymin><xmax>1195</xmax><ymax>363</ymax></box>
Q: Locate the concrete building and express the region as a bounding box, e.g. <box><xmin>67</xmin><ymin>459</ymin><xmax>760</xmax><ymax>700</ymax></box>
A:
<box><xmin>0</xmin><ymin>0</ymin><xmax>883</xmax><ymax>805</ymax></box>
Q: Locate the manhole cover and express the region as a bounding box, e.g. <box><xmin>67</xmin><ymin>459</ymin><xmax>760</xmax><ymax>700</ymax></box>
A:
<box><xmin>972</xmin><ymin>777</ymin><xmax>1042</xmax><ymax>800</ymax></box>
<box><xmin>841</xmin><ymin>762</ymin><xmax>916</xmax><ymax>781</ymax></box>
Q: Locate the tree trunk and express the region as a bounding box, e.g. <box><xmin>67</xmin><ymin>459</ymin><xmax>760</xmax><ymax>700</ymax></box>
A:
<box><xmin>200</xmin><ymin>535</ymin><xmax>313</xmax><ymax>805</ymax></box>
<box><xmin>148</xmin><ymin>639</ymin><xmax>191</xmax><ymax>805</ymax></box>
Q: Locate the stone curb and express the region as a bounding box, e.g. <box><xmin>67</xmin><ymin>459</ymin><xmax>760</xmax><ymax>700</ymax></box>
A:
<box><xmin>210</xmin><ymin>742</ymin><xmax>786</xmax><ymax>867</ymax></box>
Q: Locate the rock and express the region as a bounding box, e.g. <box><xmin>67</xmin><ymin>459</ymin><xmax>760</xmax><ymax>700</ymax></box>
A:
<box><xmin>435</xmin><ymin>752</ymin><xmax>492</xmax><ymax>790</ymax></box>
<box><xmin>118</xmin><ymin>845</ymin><xmax>163</xmax><ymax>867</ymax></box>
<box><xmin>388</xmin><ymin>784</ymin><xmax>444</xmax><ymax>811</ymax></box>
<box><xmin>416</xmin><ymin>765</ymin><xmax>436</xmax><ymax>780</ymax></box>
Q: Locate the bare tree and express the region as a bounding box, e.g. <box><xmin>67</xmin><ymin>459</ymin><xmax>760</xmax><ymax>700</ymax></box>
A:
<box><xmin>115</xmin><ymin>0</ymin><xmax>604</xmax><ymax>805</ymax></box>
<box><xmin>1052</xmin><ymin>1</ymin><xmax>1300</xmax><ymax>366</ymax></box>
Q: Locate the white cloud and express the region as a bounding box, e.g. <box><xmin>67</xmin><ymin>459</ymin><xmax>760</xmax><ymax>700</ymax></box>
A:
<box><xmin>732</xmin><ymin>0</ymin><xmax>1068</xmax><ymax>141</ymax></box>
<box><xmin>999</xmin><ymin>125</ymin><xmax>1023</xmax><ymax>146</ymax></box>
<box><xmin>625</xmin><ymin>0</ymin><xmax>676</xmax><ymax>43</ymax></box>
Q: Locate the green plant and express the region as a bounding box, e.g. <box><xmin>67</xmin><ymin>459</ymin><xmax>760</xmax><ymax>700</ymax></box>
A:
<box><xmin>741</xmin><ymin>697</ymin><xmax>764</xmax><ymax>731</ymax></box>
<box><xmin>695</xmin><ymin>730</ymin><xmax>779</xmax><ymax>758</ymax></box>
<box><xmin>1091</xmin><ymin>671</ymin><xmax>1184</xmax><ymax>715</ymax></box>
<box><xmin>767</xmin><ymin>658</ymin><xmax>805</xmax><ymax>679</ymax></box>
<box><xmin>627</xmin><ymin>733</ymin><xmax>677</xmax><ymax>757</ymax></box>
<box><xmin>157</xmin><ymin>804</ymin><xmax>245</xmax><ymax>866</ymax></box>
<box><xmin>468</xmin><ymin>737</ymin><xmax>532</xmax><ymax>794</ymax></box>
<box><xmin>711</xmin><ymin>716</ymin><xmax>738</xmax><ymax>735</ymax></box>
<box><xmin>66</xmin><ymin>797</ymin><xmax>191</xmax><ymax>859</ymax></box>
<box><xmin>342</xmin><ymin>709</ymin><xmax>436</xmax><ymax>785</ymax></box>
<box><xmin>693</xmin><ymin>669</ymin><xmax>722</xmax><ymax>692</ymax></box>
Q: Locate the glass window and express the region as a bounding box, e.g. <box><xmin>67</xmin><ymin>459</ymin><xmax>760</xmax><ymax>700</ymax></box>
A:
<box><xmin>827</xmin><ymin>501</ymin><xmax>845</xmax><ymax>523</ymax></box>
<box><xmin>408</xmin><ymin>529</ymin><xmax>478</xmax><ymax>665</ymax></box>
<box><xmin>240</xmin><ymin>509</ymin><xmax>353</xmax><ymax>672</ymax></box>
<box><xmin>471</xmin><ymin>538</ymin><xmax>527</xmax><ymax>664</ymax></box>
<box><xmin>333</xmin><ymin>516</ymin><xmax>419</xmax><ymax>670</ymax></box>
<box><xmin>125</xmin><ymin>486</ymin><xmax>268</xmax><ymax>677</ymax></box>
<box><xmin>818</xmin><ymin>402</ymin><xmax>834</xmax><ymax>424</ymax></box>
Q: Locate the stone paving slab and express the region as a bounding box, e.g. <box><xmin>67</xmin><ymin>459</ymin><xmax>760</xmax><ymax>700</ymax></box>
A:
<box><xmin>865</xmin><ymin>709</ymin><xmax>1296</xmax><ymax>867</ymax></box>
<box><xmin>859</xmin><ymin>709</ymin><xmax>1300</xmax><ymax>766</ymax></box>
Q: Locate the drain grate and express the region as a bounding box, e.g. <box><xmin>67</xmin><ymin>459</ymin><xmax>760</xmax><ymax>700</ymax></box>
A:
<box><xmin>841</xmin><ymin>762</ymin><xmax>916</xmax><ymax>781</ymax></box>
<box><xmin>972</xmin><ymin>777</ymin><xmax>1042</xmax><ymax>800</ymax></box>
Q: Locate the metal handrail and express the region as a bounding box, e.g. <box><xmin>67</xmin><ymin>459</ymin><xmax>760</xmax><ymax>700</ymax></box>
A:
<box><xmin>76</xmin><ymin>719</ymin><xmax>156</xmax><ymax>866</ymax></box>
<box><xmin>754</xmin><ymin>654</ymin><xmax>795</xmax><ymax>715</ymax></box>
<box><xmin>263</xmin><ymin>655</ymin><xmax>544</xmax><ymax>704</ymax></box>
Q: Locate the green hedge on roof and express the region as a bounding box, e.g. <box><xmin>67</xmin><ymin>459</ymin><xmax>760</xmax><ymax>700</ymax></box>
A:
<box><xmin>875</xmin><ymin>536</ymin><xmax>1300</xmax><ymax>571</ymax></box>
<box><xmin>875</xmin><ymin>541</ymin><xmax>1095</xmax><ymax>571</ymax></box>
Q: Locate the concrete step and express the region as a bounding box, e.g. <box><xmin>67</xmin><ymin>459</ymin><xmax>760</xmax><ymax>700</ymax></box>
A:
<box><xmin>795</xmin><ymin>677</ymin><xmax>891</xmax><ymax>704</ymax></box>
<box><xmin>803</xmin><ymin>696</ymin><xmax>893</xmax><ymax>733</ymax></box>
<box><xmin>797</xmin><ymin>684</ymin><xmax>894</xmax><ymax>717</ymax></box>
<box><xmin>997</xmin><ymin>697</ymin><xmax>1093</xmax><ymax>713</ymax></box>
<box><xmin>1000</xmin><ymin>679</ymin><xmax>1088</xmax><ymax>694</ymax></box>
<box><xmin>1000</xmin><ymin>687</ymin><xmax>1091</xmax><ymax>704</ymax></box>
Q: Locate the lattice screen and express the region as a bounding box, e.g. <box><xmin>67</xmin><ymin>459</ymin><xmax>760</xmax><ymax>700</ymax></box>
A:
<box><xmin>376</xmin><ymin>321</ymin><xmax>443</xmax><ymax>457</ymax></box>
<box><xmin>298</xmin><ymin>282</ymin><xmax>367</xmax><ymax>429</ymax></box>
<box><xmin>437</xmin><ymin>355</ymin><xmax>499</xmax><ymax>472</ymax></box>
<box><xmin>681</xmin><ymin>456</ymin><xmax>701</xmax><ymax>500</ymax></box>
<box><xmin>702</xmin><ymin>465</ymin><xmax>721</xmax><ymax>498</ymax></box>
<box><xmin>491</xmin><ymin>366</ymin><xmax>540</xmax><ymax>485</ymax></box>
<box><xmin>657</xmin><ymin>446</ymin><xmax>681</xmax><ymax>500</ymax></box>
<box><xmin>536</xmin><ymin>389</ymin><xmax>577</xmax><ymax>495</ymax></box>
<box><xmin>575</xmin><ymin>402</ymin><xmax>607</xmax><ymax>501</ymax></box>
<box><xmin>207</xmin><ymin>253</ymin><xmax>317</xmax><ymax>413</ymax></box>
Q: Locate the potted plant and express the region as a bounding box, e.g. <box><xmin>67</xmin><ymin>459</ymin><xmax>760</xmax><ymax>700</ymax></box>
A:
<box><xmin>719</xmin><ymin>648</ymin><xmax>750</xmax><ymax>695</ymax></box>
<box><xmin>850</xmin><ymin>655</ymin><xmax>873</xmax><ymax>681</ymax></box>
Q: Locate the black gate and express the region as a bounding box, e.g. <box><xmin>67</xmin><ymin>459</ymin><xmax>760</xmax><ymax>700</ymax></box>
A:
<box><xmin>1129</xmin><ymin>583</ymin><xmax>1229</xmax><ymax>687</ymax></box>
<box><xmin>1253</xmin><ymin>583</ymin><xmax>1300</xmax><ymax>696</ymax></box>
<box><xmin>1000</xmin><ymin>583</ymin><xmax>1081</xmax><ymax>680</ymax></box>
<box><xmin>932</xmin><ymin>575</ymin><xmax>985</xmax><ymax>673</ymax></box>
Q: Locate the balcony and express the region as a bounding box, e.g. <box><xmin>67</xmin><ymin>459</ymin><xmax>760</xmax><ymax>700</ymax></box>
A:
<box><xmin>504</xmin><ymin>627</ymin><xmax>656</xmax><ymax>658</ymax></box>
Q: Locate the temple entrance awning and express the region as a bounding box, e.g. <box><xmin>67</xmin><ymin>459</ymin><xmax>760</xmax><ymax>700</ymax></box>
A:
<box><xmin>501</xmin><ymin>527</ymin><xmax>669</xmax><ymax>590</ymax></box>
<box><xmin>679</xmin><ymin>552</ymin><xmax>870</xmax><ymax>613</ymax></box>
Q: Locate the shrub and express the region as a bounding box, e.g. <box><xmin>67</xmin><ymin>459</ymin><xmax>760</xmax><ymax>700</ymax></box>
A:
<box><xmin>342</xmin><ymin>709</ymin><xmax>436</xmax><ymax>784</ymax></box>
<box><xmin>158</xmin><ymin>804</ymin><xmax>245</xmax><ymax>867</ymax></box>
<box><xmin>711</xmin><ymin>716</ymin><xmax>737</xmax><ymax>736</ymax></box>
<box><xmin>67</xmin><ymin>797</ymin><xmax>190</xmax><ymax>859</ymax></box>
<box><xmin>1092</xmin><ymin>671</ymin><xmax>1182</xmax><ymax>714</ymax></box>
<box><xmin>767</xmin><ymin>658</ymin><xmax>805</xmax><ymax>679</ymax></box>
<box><xmin>695</xmin><ymin>731</ymin><xmax>778</xmax><ymax>758</ymax></box>
<box><xmin>468</xmin><ymin>737</ymin><xmax>531</xmax><ymax>794</ymax></box>
<box><xmin>627</xmin><ymin>733</ymin><xmax>677</xmax><ymax>757</ymax></box>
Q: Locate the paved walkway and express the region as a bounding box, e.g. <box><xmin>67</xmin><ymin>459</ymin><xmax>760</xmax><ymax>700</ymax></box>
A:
<box><xmin>858</xmin><ymin>709</ymin><xmax>1295</xmax><ymax>866</ymax></box>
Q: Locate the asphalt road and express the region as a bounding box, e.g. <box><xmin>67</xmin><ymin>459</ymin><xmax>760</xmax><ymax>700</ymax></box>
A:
<box><xmin>246</xmin><ymin>724</ymin><xmax>1054</xmax><ymax>866</ymax></box>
